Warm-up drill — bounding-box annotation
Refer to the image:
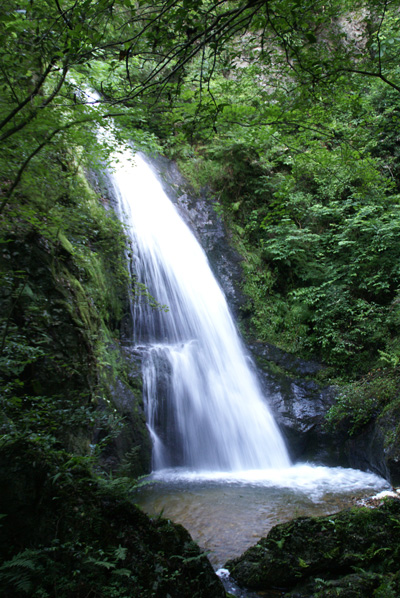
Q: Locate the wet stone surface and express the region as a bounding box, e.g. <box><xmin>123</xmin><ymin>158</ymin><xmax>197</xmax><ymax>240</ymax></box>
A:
<box><xmin>153</xmin><ymin>155</ymin><xmax>248</xmax><ymax>318</ymax></box>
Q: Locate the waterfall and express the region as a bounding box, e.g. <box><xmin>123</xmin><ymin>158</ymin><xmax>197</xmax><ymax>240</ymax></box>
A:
<box><xmin>108</xmin><ymin>149</ymin><xmax>291</xmax><ymax>472</ymax></box>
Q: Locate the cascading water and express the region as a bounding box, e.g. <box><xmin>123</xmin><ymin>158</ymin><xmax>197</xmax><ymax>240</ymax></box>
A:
<box><xmin>107</xmin><ymin>149</ymin><xmax>290</xmax><ymax>472</ymax></box>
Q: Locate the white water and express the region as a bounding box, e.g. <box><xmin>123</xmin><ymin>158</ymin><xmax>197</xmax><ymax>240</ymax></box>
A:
<box><xmin>107</xmin><ymin>149</ymin><xmax>290</xmax><ymax>471</ymax></box>
<box><xmin>149</xmin><ymin>464</ymin><xmax>388</xmax><ymax>501</ymax></box>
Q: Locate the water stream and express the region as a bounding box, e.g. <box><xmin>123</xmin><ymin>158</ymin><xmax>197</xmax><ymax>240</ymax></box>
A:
<box><xmin>106</xmin><ymin>146</ymin><xmax>389</xmax><ymax>589</ymax></box>
<box><xmin>108</xmin><ymin>150</ymin><xmax>290</xmax><ymax>471</ymax></box>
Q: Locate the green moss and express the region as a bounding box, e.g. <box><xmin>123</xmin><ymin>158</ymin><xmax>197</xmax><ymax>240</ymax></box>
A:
<box><xmin>58</xmin><ymin>231</ymin><xmax>75</xmax><ymax>255</ymax></box>
<box><xmin>325</xmin><ymin>368</ymin><xmax>400</xmax><ymax>435</ymax></box>
<box><xmin>0</xmin><ymin>439</ymin><xmax>225</xmax><ymax>598</ymax></box>
<box><xmin>226</xmin><ymin>499</ymin><xmax>400</xmax><ymax>596</ymax></box>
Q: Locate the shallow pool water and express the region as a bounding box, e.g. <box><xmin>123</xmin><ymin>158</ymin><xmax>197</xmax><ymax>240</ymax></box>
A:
<box><xmin>134</xmin><ymin>463</ymin><xmax>389</xmax><ymax>568</ymax></box>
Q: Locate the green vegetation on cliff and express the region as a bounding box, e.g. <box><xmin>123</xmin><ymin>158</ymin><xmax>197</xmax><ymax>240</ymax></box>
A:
<box><xmin>166</xmin><ymin>9</ymin><xmax>400</xmax><ymax>377</ymax></box>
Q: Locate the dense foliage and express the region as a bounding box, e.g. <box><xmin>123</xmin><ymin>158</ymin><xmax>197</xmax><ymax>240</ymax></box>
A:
<box><xmin>160</xmin><ymin>3</ymin><xmax>400</xmax><ymax>376</ymax></box>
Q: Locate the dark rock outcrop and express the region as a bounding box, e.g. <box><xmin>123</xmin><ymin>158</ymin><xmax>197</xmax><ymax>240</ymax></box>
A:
<box><xmin>249</xmin><ymin>341</ymin><xmax>391</xmax><ymax>480</ymax></box>
<box><xmin>225</xmin><ymin>498</ymin><xmax>400</xmax><ymax>597</ymax></box>
<box><xmin>0</xmin><ymin>439</ymin><xmax>225</xmax><ymax>598</ymax></box>
<box><xmin>153</xmin><ymin>156</ymin><xmax>248</xmax><ymax>317</ymax></box>
<box><xmin>95</xmin><ymin>347</ymin><xmax>152</xmax><ymax>476</ymax></box>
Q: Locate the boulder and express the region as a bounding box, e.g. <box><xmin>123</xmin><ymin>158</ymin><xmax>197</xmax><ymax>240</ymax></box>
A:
<box><xmin>0</xmin><ymin>439</ymin><xmax>225</xmax><ymax>598</ymax></box>
<box><xmin>226</xmin><ymin>498</ymin><xmax>400</xmax><ymax>597</ymax></box>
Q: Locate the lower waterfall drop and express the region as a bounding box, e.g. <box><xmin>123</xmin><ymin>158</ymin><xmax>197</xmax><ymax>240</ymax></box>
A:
<box><xmin>108</xmin><ymin>149</ymin><xmax>291</xmax><ymax>472</ymax></box>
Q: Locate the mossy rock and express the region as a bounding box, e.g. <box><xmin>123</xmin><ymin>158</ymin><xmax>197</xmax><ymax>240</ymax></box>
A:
<box><xmin>226</xmin><ymin>499</ymin><xmax>400</xmax><ymax>596</ymax></box>
<box><xmin>0</xmin><ymin>439</ymin><xmax>225</xmax><ymax>598</ymax></box>
<box><xmin>0</xmin><ymin>215</ymin><xmax>151</xmax><ymax>474</ymax></box>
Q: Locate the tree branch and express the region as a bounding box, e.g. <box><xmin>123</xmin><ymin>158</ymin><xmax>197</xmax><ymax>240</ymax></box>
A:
<box><xmin>0</xmin><ymin>112</ymin><xmax>124</xmax><ymax>214</ymax></box>
<box><xmin>344</xmin><ymin>67</ymin><xmax>400</xmax><ymax>93</ymax></box>
<box><xmin>0</xmin><ymin>65</ymin><xmax>70</xmax><ymax>144</ymax></box>
<box><xmin>0</xmin><ymin>62</ymin><xmax>55</xmax><ymax>133</ymax></box>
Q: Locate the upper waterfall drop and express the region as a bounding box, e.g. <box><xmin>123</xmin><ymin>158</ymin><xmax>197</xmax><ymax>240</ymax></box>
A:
<box><xmin>108</xmin><ymin>148</ymin><xmax>291</xmax><ymax>472</ymax></box>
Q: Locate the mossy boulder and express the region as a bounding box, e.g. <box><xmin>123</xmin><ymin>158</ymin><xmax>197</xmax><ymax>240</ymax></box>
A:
<box><xmin>0</xmin><ymin>210</ymin><xmax>151</xmax><ymax>476</ymax></box>
<box><xmin>226</xmin><ymin>498</ymin><xmax>400</xmax><ymax>597</ymax></box>
<box><xmin>0</xmin><ymin>439</ymin><xmax>225</xmax><ymax>598</ymax></box>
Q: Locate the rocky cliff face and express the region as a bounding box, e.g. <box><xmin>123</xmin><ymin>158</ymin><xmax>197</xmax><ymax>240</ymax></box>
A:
<box><xmin>150</xmin><ymin>154</ymin><xmax>248</xmax><ymax>318</ymax></box>
<box><xmin>250</xmin><ymin>341</ymin><xmax>392</xmax><ymax>481</ymax></box>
